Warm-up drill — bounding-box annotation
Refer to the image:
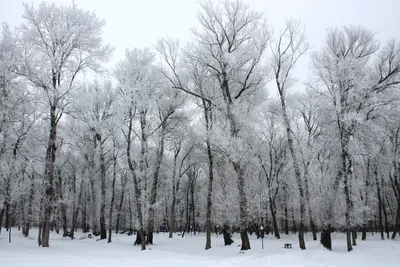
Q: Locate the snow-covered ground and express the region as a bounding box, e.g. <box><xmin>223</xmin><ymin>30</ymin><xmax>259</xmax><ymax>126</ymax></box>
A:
<box><xmin>1</xmin><ymin>228</ymin><xmax>399</xmax><ymax>267</ymax></box>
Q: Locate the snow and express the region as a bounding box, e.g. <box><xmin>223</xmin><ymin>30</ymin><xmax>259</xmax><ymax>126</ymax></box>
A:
<box><xmin>1</xmin><ymin>229</ymin><xmax>399</xmax><ymax>267</ymax></box>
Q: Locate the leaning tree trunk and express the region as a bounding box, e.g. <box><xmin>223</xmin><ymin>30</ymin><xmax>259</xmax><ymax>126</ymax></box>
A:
<box><xmin>278</xmin><ymin>91</ymin><xmax>306</xmax><ymax>250</ymax></box>
<box><xmin>269</xmin><ymin>196</ymin><xmax>280</xmax><ymax>239</ymax></box>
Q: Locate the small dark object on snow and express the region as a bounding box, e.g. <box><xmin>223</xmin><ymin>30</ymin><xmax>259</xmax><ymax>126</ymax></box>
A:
<box><xmin>284</xmin><ymin>243</ymin><xmax>292</xmax><ymax>249</ymax></box>
<box><xmin>88</xmin><ymin>233</ymin><xmax>93</xmax><ymax>239</ymax></box>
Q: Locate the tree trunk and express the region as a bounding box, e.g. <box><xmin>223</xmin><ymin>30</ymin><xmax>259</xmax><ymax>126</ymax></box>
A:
<box><xmin>147</xmin><ymin>123</ymin><xmax>166</xmax><ymax>245</ymax></box>
<box><xmin>222</xmin><ymin>224</ymin><xmax>234</xmax><ymax>245</ymax></box>
<box><xmin>343</xmin><ymin>158</ymin><xmax>353</xmax><ymax>251</ymax></box>
<box><xmin>169</xmin><ymin>149</ymin><xmax>180</xmax><ymax>239</ymax></box>
<box><xmin>23</xmin><ymin>176</ymin><xmax>35</xmax><ymax>237</ymax></box>
<box><xmin>71</xmin><ymin>177</ymin><xmax>84</xmax><ymax>239</ymax></box>
<box><xmin>352</xmin><ymin>229</ymin><xmax>357</xmax><ymax>246</ymax></box>
<box><xmin>57</xmin><ymin>170</ymin><xmax>68</xmax><ymax>238</ymax></box>
<box><xmin>4</xmin><ymin>178</ymin><xmax>10</xmax><ymax>231</ymax></box>
<box><xmin>98</xmin><ymin>134</ymin><xmax>107</xmax><ymax>240</ymax></box>
<box><xmin>0</xmin><ymin>207</ymin><xmax>5</xmax><ymax>234</ymax></box>
<box><xmin>108</xmin><ymin>143</ymin><xmax>117</xmax><ymax>243</ymax></box>
<box><xmin>233</xmin><ymin>162</ymin><xmax>251</xmax><ymax>251</ymax></box>
<box><xmin>375</xmin><ymin>166</ymin><xmax>384</xmax><ymax>240</ymax></box>
<box><xmin>41</xmin><ymin>104</ymin><xmax>58</xmax><ymax>247</ymax></box>
<box><xmin>269</xmin><ymin>196</ymin><xmax>280</xmax><ymax>239</ymax></box>
<box><xmin>204</xmin><ymin>102</ymin><xmax>214</xmax><ymax>250</ymax></box>
<box><xmin>278</xmin><ymin>89</ymin><xmax>306</xmax><ymax>250</ymax></box>
<box><xmin>126</xmin><ymin>112</ymin><xmax>146</xmax><ymax>250</ymax></box>
<box><xmin>115</xmin><ymin>174</ymin><xmax>127</xmax><ymax>234</ymax></box>
<box><xmin>392</xmin><ymin>201</ymin><xmax>400</xmax><ymax>239</ymax></box>
<box><xmin>88</xmin><ymin>137</ymin><xmax>100</xmax><ymax>236</ymax></box>
<box><xmin>191</xmin><ymin>177</ymin><xmax>196</xmax><ymax>235</ymax></box>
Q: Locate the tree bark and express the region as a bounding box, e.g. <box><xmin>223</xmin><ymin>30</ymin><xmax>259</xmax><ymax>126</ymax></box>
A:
<box><xmin>126</xmin><ymin>111</ymin><xmax>146</xmax><ymax>250</ymax></box>
<box><xmin>204</xmin><ymin>101</ymin><xmax>214</xmax><ymax>250</ymax></box>
<box><xmin>97</xmin><ymin>134</ymin><xmax>107</xmax><ymax>240</ymax></box>
<box><xmin>278</xmin><ymin>90</ymin><xmax>306</xmax><ymax>250</ymax></box>
<box><xmin>169</xmin><ymin>151</ymin><xmax>179</xmax><ymax>238</ymax></box>
<box><xmin>146</xmin><ymin>122</ymin><xmax>166</xmax><ymax>245</ymax></box>
<box><xmin>115</xmin><ymin>174</ymin><xmax>127</xmax><ymax>234</ymax></box>
<box><xmin>41</xmin><ymin>103</ymin><xmax>58</xmax><ymax>247</ymax></box>
<box><xmin>108</xmin><ymin>142</ymin><xmax>117</xmax><ymax>243</ymax></box>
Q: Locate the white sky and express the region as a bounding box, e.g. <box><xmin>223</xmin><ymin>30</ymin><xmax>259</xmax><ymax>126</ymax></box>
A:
<box><xmin>1</xmin><ymin>0</ymin><xmax>400</xmax><ymax>89</ymax></box>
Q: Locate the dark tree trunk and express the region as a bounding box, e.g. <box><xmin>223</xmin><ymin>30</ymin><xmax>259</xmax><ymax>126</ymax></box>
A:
<box><xmin>352</xmin><ymin>229</ymin><xmax>357</xmax><ymax>246</ymax></box>
<box><xmin>361</xmin><ymin>224</ymin><xmax>367</xmax><ymax>241</ymax></box>
<box><xmin>4</xmin><ymin>179</ymin><xmax>10</xmax><ymax>231</ymax></box>
<box><xmin>0</xmin><ymin>207</ymin><xmax>5</xmax><ymax>234</ymax></box>
<box><xmin>269</xmin><ymin>196</ymin><xmax>280</xmax><ymax>239</ymax></box>
<box><xmin>240</xmin><ymin>229</ymin><xmax>251</xmax><ymax>251</ymax></box>
<box><xmin>108</xmin><ymin>143</ymin><xmax>117</xmax><ymax>243</ymax></box>
<box><xmin>81</xmin><ymin>188</ymin><xmax>90</xmax><ymax>233</ymax></box>
<box><xmin>97</xmin><ymin>134</ymin><xmax>107</xmax><ymax>240</ymax></box>
<box><xmin>115</xmin><ymin>174</ymin><xmax>127</xmax><ymax>234</ymax></box>
<box><xmin>204</xmin><ymin>101</ymin><xmax>214</xmax><ymax>250</ymax></box>
<box><xmin>291</xmin><ymin>207</ymin><xmax>297</xmax><ymax>234</ymax></box>
<box><xmin>147</xmin><ymin>123</ymin><xmax>166</xmax><ymax>245</ymax></box>
<box><xmin>169</xmin><ymin>148</ymin><xmax>180</xmax><ymax>239</ymax></box>
<box><xmin>320</xmin><ymin>225</ymin><xmax>332</xmax><ymax>250</ymax></box>
<box><xmin>127</xmin><ymin>112</ymin><xmax>146</xmax><ymax>250</ymax></box>
<box><xmin>233</xmin><ymin>163</ymin><xmax>251</xmax><ymax>251</ymax></box>
<box><xmin>392</xmin><ymin>200</ymin><xmax>400</xmax><ymax>239</ymax></box>
<box><xmin>381</xmin><ymin>191</ymin><xmax>390</xmax><ymax>239</ymax></box>
<box><xmin>343</xmin><ymin>158</ymin><xmax>353</xmax><ymax>252</ymax></box>
<box><xmin>57</xmin><ymin>170</ymin><xmax>68</xmax><ymax>238</ymax></box>
<box><xmin>375</xmin><ymin>166</ymin><xmax>384</xmax><ymax>240</ymax></box>
<box><xmin>71</xmin><ymin>176</ymin><xmax>83</xmax><ymax>239</ymax></box>
<box><xmin>41</xmin><ymin>104</ymin><xmax>58</xmax><ymax>247</ymax></box>
<box><xmin>222</xmin><ymin>224</ymin><xmax>234</xmax><ymax>245</ymax></box>
<box><xmin>283</xmin><ymin>185</ymin><xmax>289</xmax><ymax>235</ymax></box>
<box><xmin>191</xmin><ymin>177</ymin><xmax>196</xmax><ymax>235</ymax></box>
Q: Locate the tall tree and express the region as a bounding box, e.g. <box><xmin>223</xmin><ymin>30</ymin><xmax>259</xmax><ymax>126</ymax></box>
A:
<box><xmin>16</xmin><ymin>2</ymin><xmax>112</xmax><ymax>247</ymax></box>
<box><xmin>189</xmin><ymin>0</ymin><xmax>269</xmax><ymax>250</ymax></box>
<box><xmin>310</xmin><ymin>26</ymin><xmax>400</xmax><ymax>251</ymax></box>
<box><xmin>271</xmin><ymin>20</ymin><xmax>309</xmax><ymax>250</ymax></box>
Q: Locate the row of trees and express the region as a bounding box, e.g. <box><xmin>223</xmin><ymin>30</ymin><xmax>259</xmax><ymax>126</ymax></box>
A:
<box><xmin>0</xmin><ymin>0</ymin><xmax>399</xmax><ymax>253</ymax></box>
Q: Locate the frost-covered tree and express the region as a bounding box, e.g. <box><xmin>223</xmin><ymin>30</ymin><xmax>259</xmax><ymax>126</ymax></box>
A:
<box><xmin>14</xmin><ymin>2</ymin><xmax>112</xmax><ymax>247</ymax></box>
<box><xmin>310</xmin><ymin>26</ymin><xmax>400</xmax><ymax>251</ymax></box>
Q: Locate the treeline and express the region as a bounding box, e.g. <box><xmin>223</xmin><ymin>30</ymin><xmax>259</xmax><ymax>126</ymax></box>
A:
<box><xmin>0</xmin><ymin>0</ymin><xmax>399</xmax><ymax>252</ymax></box>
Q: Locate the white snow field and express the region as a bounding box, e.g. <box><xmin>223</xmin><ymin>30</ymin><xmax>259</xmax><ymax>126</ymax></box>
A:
<box><xmin>1</xmin><ymin>229</ymin><xmax>399</xmax><ymax>267</ymax></box>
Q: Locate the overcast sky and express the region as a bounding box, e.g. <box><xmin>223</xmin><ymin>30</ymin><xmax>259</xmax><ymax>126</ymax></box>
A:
<box><xmin>1</xmin><ymin>0</ymin><xmax>400</xmax><ymax>88</ymax></box>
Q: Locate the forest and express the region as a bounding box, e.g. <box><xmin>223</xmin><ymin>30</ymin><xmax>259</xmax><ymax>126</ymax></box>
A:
<box><xmin>0</xmin><ymin>0</ymin><xmax>400</xmax><ymax>255</ymax></box>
